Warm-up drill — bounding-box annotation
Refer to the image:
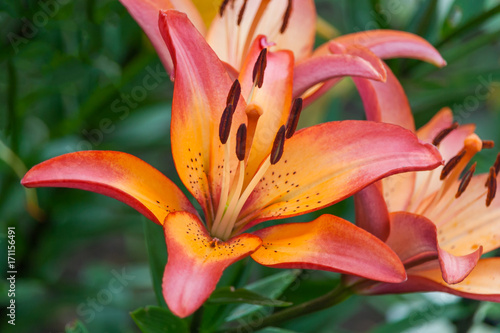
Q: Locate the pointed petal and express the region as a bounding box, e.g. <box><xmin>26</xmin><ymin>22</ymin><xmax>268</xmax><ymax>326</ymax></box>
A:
<box><xmin>353</xmin><ymin>63</ymin><xmax>415</xmax><ymax>131</ymax></box>
<box><xmin>119</xmin><ymin>0</ymin><xmax>205</xmax><ymax>76</ymax></box>
<box><xmin>352</xmin><ymin>64</ymin><xmax>417</xmax><ymax>211</ymax></box>
<box><xmin>360</xmin><ymin>258</ymin><xmax>500</xmax><ymax>302</ymax></box>
<box><xmin>438</xmin><ymin>246</ymin><xmax>482</xmax><ymax>284</ymax></box>
<box><xmin>387</xmin><ymin>212</ymin><xmax>481</xmax><ymax>284</ymax></box>
<box><xmin>412</xmin><ymin>258</ymin><xmax>500</xmax><ymax>300</ymax></box>
<box><xmin>435</xmin><ymin>173</ymin><xmax>500</xmax><ymax>255</ymax></box>
<box><xmin>163</xmin><ymin>211</ymin><xmax>261</xmax><ymax>317</ymax></box>
<box><xmin>159</xmin><ymin>10</ymin><xmax>247</xmax><ymax>221</ymax></box>
<box><xmin>251</xmin><ymin>214</ymin><xmax>406</xmax><ymax>283</ymax></box>
<box><xmin>354</xmin><ymin>182</ymin><xmax>390</xmax><ymax>241</ymax></box>
<box><xmin>21</xmin><ymin>151</ymin><xmax>196</xmax><ymax>225</ymax></box>
<box><xmin>306</xmin><ymin>29</ymin><xmax>445</xmax><ymax>111</ymax></box>
<box><xmin>237</xmin><ymin>121</ymin><xmax>443</xmax><ymax>230</ymax></box>
<box><xmin>386</xmin><ymin>212</ymin><xmax>439</xmax><ymax>267</ymax></box>
<box><xmin>238</xmin><ymin>37</ymin><xmax>294</xmax><ymax>181</ymax></box>
<box><xmin>293</xmin><ymin>43</ymin><xmax>386</xmax><ymax>98</ymax></box>
<box><xmin>333</xmin><ymin>30</ymin><xmax>446</xmax><ymax>67</ymax></box>
<box><xmin>206</xmin><ymin>0</ymin><xmax>316</xmax><ymax>69</ymax></box>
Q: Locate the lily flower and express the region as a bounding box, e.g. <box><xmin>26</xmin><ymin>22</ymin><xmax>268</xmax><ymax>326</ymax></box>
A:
<box><xmin>22</xmin><ymin>11</ymin><xmax>444</xmax><ymax>317</ymax></box>
<box><xmin>118</xmin><ymin>0</ymin><xmax>445</xmax><ymax>106</ymax></box>
<box><xmin>352</xmin><ymin>97</ymin><xmax>500</xmax><ymax>300</ymax></box>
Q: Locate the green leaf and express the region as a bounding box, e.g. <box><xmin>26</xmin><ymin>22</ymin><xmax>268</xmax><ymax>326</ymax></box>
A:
<box><xmin>131</xmin><ymin>306</ymin><xmax>188</xmax><ymax>333</ymax></box>
<box><xmin>226</xmin><ymin>270</ymin><xmax>301</xmax><ymax>322</ymax></box>
<box><xmin>437</xmin><ymin>3</ymin><xmax>500</xmax><ymax>47</ymax></box>
<box><xmin>143</xmin><ymin>218</ymin><xmax>168</xmax><ymax>308</ymax></box>
<box><xmin>65</xmin><ymin>319</ymin><xmax>90</xmax><ymax>333</ymax></box>
<box><xmin>208</xmin><ymin>287</ymin><xmax>292</xmax><ymax>307</ymax></box>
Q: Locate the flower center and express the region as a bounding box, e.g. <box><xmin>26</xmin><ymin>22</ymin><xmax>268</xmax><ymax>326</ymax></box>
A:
<box><xmin>210</xmin><ymin>49</ymin><xmax>302</xmax><ymax>240</ymax></box>
<box><xmin>410</xmin><ymin>126</ymin><xmax>498</xmax><ymax>224</ymax></box>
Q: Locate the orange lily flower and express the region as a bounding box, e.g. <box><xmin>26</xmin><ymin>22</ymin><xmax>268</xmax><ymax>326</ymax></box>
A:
<box><xmin>22</xmin><ymin>11</ymin><xmax>444</xmax><ymax>317</ymax></box>
<box><xmin>118</xmin><ymin>0</ymin><xmax>445</xmax><ymax>106</ymax></box>
<box><xmin>351</xmin><ymin>76</ymin><xmax>500</xmax><ymax>301</ymax></box>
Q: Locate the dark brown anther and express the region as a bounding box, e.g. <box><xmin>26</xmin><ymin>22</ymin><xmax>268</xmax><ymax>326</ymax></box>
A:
<box><xmin>237</xmin><ymin>0</ymin><xmax>248</xmax><ymax>25</ymax></box>
<box><xmin>280</xmin><ymin>0</ymin><xmax>292</xmax><ymax>33</ymax></box>
<box><xmin>486</xmin><ymin>167</ymin><xmax>497</xmax><ymax>207</ymax></box>
<box><xmin>219</xmin><ymin>0</ymin><xmax>230</xmax><ymax>16</ymax></box>
<box><xmin>494</xmin><ymin>152</ymin><xmax>500</xmax><ymax>175</ymax></box>
<box><xmin>285</xmin><ymin>98</ymin><xmax>303</xmax><ymax>139</ymax></box>
<box><xmin>482</xmin><ymin>140</ymin><xmax>495</xmax><ymax>149</ymax></box>
<box><xmin>252</xmin><ymin>48</ymin><xmax>267</xmax><ymax>88</ymax></box>
<box><xmin>432</xmin><ymin>122</ymin><xmax>459</xmax><ymax>146</ymax></box>
<box><xmin>440</xmin><ymin>149</ymin><xmax>466</xmax><ymax>180</ymax></box>
<box><xmin>226</xmin><ymin>79</ymin><xmax>241</xmax><ymax>112</ymax></box>
<box><xmin>270</xmin><ymin>125</ymin><xmax>286</xmax><ymax>165</ymax></box>
<box><xmin>219</xmin><ymin>105</ymin><xmax>234</xmax><ymax>144</ymax></box>
<box><xmin>236</xmin><ymin>124</ymin><xmax>247</xmax><ymax>161</ymax></box>
<box><xmin>456</xmin><ymin>162</ymin><xmax>476</xmax><ymax>198</ymax></box>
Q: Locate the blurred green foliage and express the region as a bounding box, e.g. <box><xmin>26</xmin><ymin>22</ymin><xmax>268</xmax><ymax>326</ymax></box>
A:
<box><xmin>1</xmin><ymin>0</ymin><xmax>499</xmax><ymax>332</ymax></box>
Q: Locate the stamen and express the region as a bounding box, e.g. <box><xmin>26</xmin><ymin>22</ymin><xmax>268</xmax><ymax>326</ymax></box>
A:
<box><xmin>270</xmin><ymin>125</ymin><xmax>286</xmax><ymax>165</ymax></box>
<box><xmin>252</xmin><ymin>48</ymin><xmax>267</xmax><ymax>88</ymax></box>
<box><xmin>280</xmin><ymin>0</ymin><xmax>292</xmax><ymax>33</ymax></box>
<box><xmin>482</xmin><ymin>140</ymin><xmax>495</xmax><ymax>149</ymax></box>
<box><xmin>440</xmin><ymin>149</ymin><xmax>466</xmax><ymax>180</ymax></box>
<box><xmin>486</xmin><ymin>167</ymin><xmax>497</xmax><ymax>207</ymax></box>
<box><xmin>226</xmin><ymin>79</ymin><xmax>241</xmax><ymax>112</ymax></box>
<box><xmin>455</xmin><ymin>162</ymin><xmax>476</xmax><ymax>198</ymax></box>
<box><xmin>237</xmin><ymin>0</ymin><xmax>248</xmax><ymax>25</ymax></box>
<box><xmin>432</xmin><ymin>122</ymin><xmax>458</xmax><ymax>146</ymax></box>
<box><xmin>494</xmin><ymin>152</ymin><xmax>500</xmax><ymax>174</ymax></box>
<box><xmin>285</xmin><ymin>98</ymin><xmax>303</xmax><ymax>139</ymax></box>
<box><xmin>219</xmin><ymin>105</ymin><xmax>234</xmax><ymax>144</ymax></box>
<box><xmin>236</xmin><ymin>124</ymin><xmax>247</xmax><ymax>161</ymax></box>
<box><xmin>219</xmin><ymin>0</ymin><xmax>230</xmax><ymax>16</ymax></box>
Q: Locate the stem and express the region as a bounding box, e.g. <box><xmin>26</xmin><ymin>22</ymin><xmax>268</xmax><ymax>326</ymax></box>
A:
<box><xmin>222</xmin><ymin>284</ymin><xmax>353</xmax><ymax>333</ymax></box>
<box><xmin>190</xmin><ymin>306</ymin><xmax>204</xmax><ymax>333</ymax></box>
